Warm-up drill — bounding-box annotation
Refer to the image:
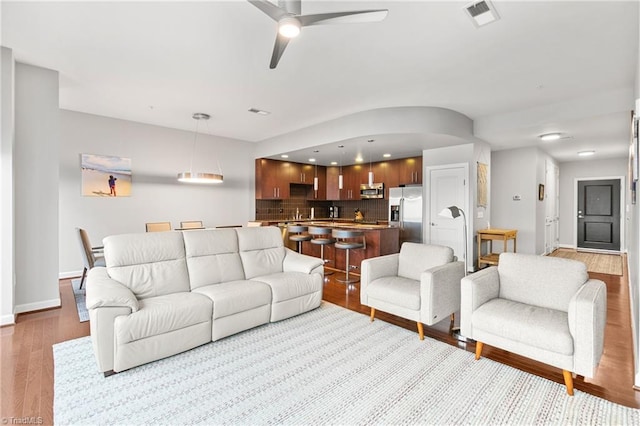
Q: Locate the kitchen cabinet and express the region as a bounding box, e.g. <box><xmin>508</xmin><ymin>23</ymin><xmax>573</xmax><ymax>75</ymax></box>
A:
<box><xmin>396</xmin><ymin>156</ymin><xmax>422</xmax><ymax>185</ymax></box>
<box><xmin>326</xmin><ymin>166</ymin><xmax>341</xmax><ymax>200</ymax></box>
<box><xmin>342</xmin><ymin>164</ymin><xmax>365</xmax><ymax>200</ymax></box>
<box><xmin>289</xmin><ymin>163</ymin><xmax>315</xmax><ymax>184</ymax></box>
<box><xmin>309</xmin><ymin>166</ymin><xmax>327</xmax><ymax>200</ymax></box>
<box><xmin>255</xmin><ymin>159</ymin><xmax>290</xmax><ymax>199</ymax></box>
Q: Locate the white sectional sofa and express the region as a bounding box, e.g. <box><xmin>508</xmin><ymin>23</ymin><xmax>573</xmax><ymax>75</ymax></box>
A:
<box><xmin>86</xmin><ymin>226</ymin><xmax>324</xmax><ymax>375</ymax></box>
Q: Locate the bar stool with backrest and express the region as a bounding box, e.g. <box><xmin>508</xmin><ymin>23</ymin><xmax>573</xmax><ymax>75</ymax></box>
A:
<box><xmin>288</xmin><ymin>225</ymin><xmax>312</xmax><ymax>253</ymax></box>
<box><xmin>333</xmin><ymin>229</ymin><xmax>366</xmax><ymax>285</ymax></box>
<box><xmin>308</xmin><ymin>226</ymin><xmax>335</xmax><ymax>276</ymax></box>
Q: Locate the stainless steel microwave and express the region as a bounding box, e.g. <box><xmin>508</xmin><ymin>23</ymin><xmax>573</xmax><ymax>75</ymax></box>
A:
<box><xmin>360</xmin><ymin>183</ymin><xmax>384</xmax><ymax>199</ymax></box>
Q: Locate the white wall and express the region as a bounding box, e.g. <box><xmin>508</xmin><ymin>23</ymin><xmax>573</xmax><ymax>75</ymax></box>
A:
<box><xmin>1</xmin><ymin>47</ymin><xmax>15</xmax><ymax>325</ymax></box>
<box><xmin>491</xmin><ymin>147</ymin><xmax>539</xmax><ymax>255</ymax></box>
<box><xmin>14</xmin><ymin>63</ymin><xmax>60</xmax><ymax>314</ymax></box>
<box><xmin>558</xmin><ymin>158</ymin><xmax>627</xmax><ymax>248</ymax></box>
<box><xmin>59</xmin><ymin>110</ymin><xmax>256</xmax><ymax>275</ymax></box>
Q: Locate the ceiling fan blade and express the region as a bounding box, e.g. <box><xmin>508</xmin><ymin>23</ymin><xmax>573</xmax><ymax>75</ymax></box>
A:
<box><xmin>247</xmin><ymin>0</ymin><xmax>289</xmax><ymax>21</ymax></box>
<box><xmin>299</xmin><ymin>9</ymin><xmax>388</xmax><ymax>27</ymax></box>
<box><xmin>270</xmin><ymin>33</ymin><xmax>291</xmax><ymax>69</ymax></box>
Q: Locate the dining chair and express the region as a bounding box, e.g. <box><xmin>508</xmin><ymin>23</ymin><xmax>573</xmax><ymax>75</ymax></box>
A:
<box><xmin>76</xmin><ymin>227</ymin><xmax>105</xmax><ymax>289</ymax></box>
<box><xmin>145</xmin><ymin>222</ymin><xmax>172</xmax><ymax>232</ymax></box>
<box><xmin>180</xmin><ymin>220</ymin><xmax>204</xmax><ymax>229</ymax></box>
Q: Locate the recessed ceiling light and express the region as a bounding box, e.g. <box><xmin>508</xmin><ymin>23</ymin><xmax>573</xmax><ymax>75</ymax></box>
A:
<box><xmin>540</xmin><ymin>133</ymin><xmax>562</xmax><ymax>141</ymax></box>
<box><xmin>330</xmin><ymin>161</ymin><xmax>338</xmax><ymax>165</ymax></box>
<box><xmin>367</xmin><ymin>139</ymin><xmax>375</xmax><ymax>143</ymax></box>
<box><xmin>338</xmin><ymin>145</ymin><xmax>344</xmax><ymax>148</ymax></box>
<box><xmin>355</xmin><ymin>157</ymin><xmax>363</xmax><ymax>162</ymax></box>
<box><xmin>578</xmin><ymin>151</ymin><xmax>595</xmax><ymax>157</ymax></box>
<box><xmin>309</xmin><ymin>158</ymin><xmax>316</xmax><ymax>162</ymax></box>
<box><xmin>383</xmin><ymin>153</ymin><xmax>391</xmax><ymax>158</ymax></box>
<box><xmin>249</xmin><ymin>108</ymin><xmax>271</xmax><ymax>115</ymax></box>
<box><xmin>281</xmin><ymin>154</ymin><xmax>289</xmax><ymax>158</ymax></box>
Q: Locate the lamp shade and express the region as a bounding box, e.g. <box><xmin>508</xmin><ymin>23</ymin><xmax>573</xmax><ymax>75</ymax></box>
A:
<box><xmin>338</xmin><ymin>174</ymin><xmax>343</xmax><ymax>190</ymax></box>
<box><xmin>438</xmin><ymin>206</ymin><xmax>462</xmax><ymax>219</ymax></box>
<box><xmin>177</xmin><ymin>172</ymin><xmax>223</xmax><ymax>184</ymax></box>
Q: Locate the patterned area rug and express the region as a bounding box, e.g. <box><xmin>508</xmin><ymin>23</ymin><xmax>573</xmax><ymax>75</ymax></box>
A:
<box><xmin>70</xmin><ymin>278</ymin><xmax>89</xmax><ymax>322</ymax></box>
<box><xmin>53</xmin><ymin>302</ymin><xmax>639</xmax><ymax>425</ymax></box>
<box><xmin>549</xmin><ymin>249</ymin><xmax>623</xmax><ymax>275</ymax></box>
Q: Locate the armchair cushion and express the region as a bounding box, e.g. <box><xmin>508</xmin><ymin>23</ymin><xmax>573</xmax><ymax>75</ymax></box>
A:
<box><xmin>498</xmin><ymin>253</ymin><xmax>588</xmax><ymax>312</ymax></box>
<box><xmin>367</xmin><ymin>277</ymin><xmax>420</xmax><ymax>311</ymax></box>
<box><xmin>472</xmin><ymin>299</ymin><xmax>573</xmax><ymax>355</ymax></box>
<box><xmin>398</xmin><ymin>243</ymin><xmax>454</xmax><ymax>281</ymax></box>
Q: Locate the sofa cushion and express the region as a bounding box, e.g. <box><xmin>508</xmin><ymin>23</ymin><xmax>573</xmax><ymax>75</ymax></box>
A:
<box><xmin>252</xmin><ymin>272</ymin><xmax>321</xmax><ymax>303</ymax></box>
<box><xmin>236</xmin><ymin>227</ymin><xmax>286</xmax><ymax>279</ymax></box>
<box><xmin>183</xmin><ymin>229</ymin><xmax>246</xmax><ymax>289</ymax></box>
<box><xmin>367</xmin><ymin>276</ymin><xmax>420</xmax><ymax>311</ymax></box>
<box><xmin>498</xmin><ymin>253</ymin><xmax>588</xmax><ymax>312</ymax></box>
<box><xmin>104</xmin><ymin>232</ymin><xmax>190</xmax><ymax>299</ymax></box>
<box><xmin>472</xmin><ymin>298</ymin><xmax>573</xmax><ymax>355</ymax></box>
<box><xmin>193</xmin><ymin>280</ymin><xmax>272</xmax><ymax>319</ymax></box>
<box><xmin>397</xmin><ymin>243</ymin><xmax>454</xmax><ymax>281</ymax></box>
<box><xmin>114</xmin><ymin>292</ymin><xmax>212</xmax><ymax>345</ymax></box>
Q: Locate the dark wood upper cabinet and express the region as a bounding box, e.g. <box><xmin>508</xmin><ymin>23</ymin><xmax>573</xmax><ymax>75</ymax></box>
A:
<box><xmin>256</xmin><ymin>156</ymin><xmax>422</xmax><ymax>200</ymax></box>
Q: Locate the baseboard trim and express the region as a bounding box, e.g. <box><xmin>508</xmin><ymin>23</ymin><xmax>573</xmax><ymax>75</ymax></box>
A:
<box><xmin>558</xmin><ymin>244</ymin><xmax>575</xmax><ymax>249</ymax></box>
<box><xmin>59</xmin><ymin>270</ymin><xmax>82</xmax><ymax>280</ymax></box>
<box><xmin>0</xmin><ymin>314</ymin><xmax>15</xmax><ymax>326</ymax></box>
<box><xmin>14</xmin><ymin>298</ymin><xmax>61</xmax><ymax>314</ymax></box>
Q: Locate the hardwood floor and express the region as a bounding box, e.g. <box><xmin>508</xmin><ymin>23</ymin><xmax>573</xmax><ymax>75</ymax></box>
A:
<box><xmin>1</xmin><ymin>260</ymin><xmax>638</xmax><ymax>425</ymax></box>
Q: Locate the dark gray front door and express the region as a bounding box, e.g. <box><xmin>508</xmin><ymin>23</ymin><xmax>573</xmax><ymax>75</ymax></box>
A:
<box><xmin>577</xmin><ymin>179</ymin><xmax>620</xmax><ymax>251</ymax></box>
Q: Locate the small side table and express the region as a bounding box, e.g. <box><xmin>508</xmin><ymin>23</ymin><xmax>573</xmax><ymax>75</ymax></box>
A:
<box><xmin>477</xmin><ymin>229</ymin><xmax>517</xmax><ymax>269</ymax></box>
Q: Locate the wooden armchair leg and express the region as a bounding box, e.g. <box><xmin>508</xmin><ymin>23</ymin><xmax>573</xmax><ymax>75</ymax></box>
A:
<box><xmin>370</xmin><ymin>308</ymin><xmax>375</xmax><ymax>322</ymax></box>
<box><xmin>562</xmin><ymin>370</ymin><xmax>574</xmax><ymax>396</ymax></box>
<box><xmin>417</xmin><ymin>322</ymin><xmax>424</xmax><ymax>340</ymax></box>
<box><xmin>475</xmin><ymin>342</ymin><xmax>484</xmax><ymax>360</ymax></box>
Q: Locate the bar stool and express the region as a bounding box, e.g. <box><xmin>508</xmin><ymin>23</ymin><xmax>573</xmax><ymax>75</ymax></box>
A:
<box><xmin>308</xmin><ymin>226</ymin><xmax>335</xmax><ymax>276</ymax></box>
<box><xmin>333</xmin><ymin>229</ymin><xmax>366</xmax><ymax>285</ymax></box>
<box><xmin>288</xmin><ymin>225</ymin><xmax>312</xmax><ymax>253</ymax></box>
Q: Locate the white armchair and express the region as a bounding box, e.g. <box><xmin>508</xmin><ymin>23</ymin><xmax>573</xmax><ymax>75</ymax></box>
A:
<box><xmin>461</xmin><ymin>252</ymin><xmax>607</xmax><ymax>396</ymax></box>
<box><xmin>361</xmin><ymin>243</ymin><xmax>465</xmax><ymax>340</ymax></box>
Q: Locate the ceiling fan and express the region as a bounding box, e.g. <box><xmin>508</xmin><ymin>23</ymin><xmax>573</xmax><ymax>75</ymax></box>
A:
<box><xmin>248</xmin><ymin>0</ymin><xmax>388</xmax><ymax>69</ymax></box>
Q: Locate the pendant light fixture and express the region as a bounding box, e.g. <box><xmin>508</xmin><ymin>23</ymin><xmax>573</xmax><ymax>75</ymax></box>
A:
<box><xmin>367</xmin><ymin>139</ymin><xmax>374</xmax><ymax>187</ymax></box>
<box><xmin>313</xmin><ymin>163</ymin><xmax>319</xmax><ymax>191</ymax></box>
<box><xmin>338</xmin><ymin>145</ymin><xmax>344</xmax><ymax>190</ymax></box>
<box><xmin>177</xmin><ymin>113</ymin><xmax>223</xmax><ymax>184</ymax></box>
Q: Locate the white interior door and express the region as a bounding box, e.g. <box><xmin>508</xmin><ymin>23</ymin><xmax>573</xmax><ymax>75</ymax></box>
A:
<box><xmin>427</xmin><ymin>164</ymin><xmax>468</xmax><ymax>270</ymax></box>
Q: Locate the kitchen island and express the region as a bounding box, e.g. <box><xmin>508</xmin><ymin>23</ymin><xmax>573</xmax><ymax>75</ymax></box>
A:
<box><xmin>284</xmin><ymin>221</ymin><xmax>400</xmax><ymax>273</ymax></box>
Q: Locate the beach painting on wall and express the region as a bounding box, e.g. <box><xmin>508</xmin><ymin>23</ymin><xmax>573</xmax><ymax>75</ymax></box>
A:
<box><xmin>81</xmin><ymin>154</ymin><xmax>132</xmax><ymax>197</ymax></box>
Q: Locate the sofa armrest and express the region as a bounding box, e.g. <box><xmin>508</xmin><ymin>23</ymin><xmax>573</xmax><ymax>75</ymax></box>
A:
<box><xmin>360</xmin><ymin>253</ymin><xmax>400</xmax><ymax>305</ymax></box>
<box><xmin>460</xmin><ymin>266</ymin><xmax>500</xmax><ymax>338</ymax></box>
<box><xmin>568</xmin><ymin>279</ymin><xmax>607</xmax><ymax>378</ymax></box>
<box><xmin>419</xmin><ymin>261</ymin><xmax>465</xmax><ymax>325</ymax></box>
<box><xmin>282</xmin><ymin>248</ymin><xmax>324</xmax><ymax>274</ymax></box>
<box><xmin>86</xmin><ymin>267</ymin><xmax>139</xmax><ymax>313</ymax></box>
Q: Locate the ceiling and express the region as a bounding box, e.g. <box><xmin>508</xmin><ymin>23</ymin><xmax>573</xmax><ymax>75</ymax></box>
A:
<box><xmin>2</xmin><ymin>1</ymin><xmax>638</xmax><ymax>166</ymax></box>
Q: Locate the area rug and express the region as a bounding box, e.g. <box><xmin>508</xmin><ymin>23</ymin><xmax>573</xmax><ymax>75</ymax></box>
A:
<box><xmin>53</xmin><ymin>302</ymin><xmax>639</xmax><ymax>425</ymax></box>
<box><xmin>70</xmin><ymin>278</ymin><xmax>89</xmax><ymax>322</ymax></box>
<box><xmin>549</xmin><ymin>249</ymin><xmax>623</xmax><ymax>275</ymax></box>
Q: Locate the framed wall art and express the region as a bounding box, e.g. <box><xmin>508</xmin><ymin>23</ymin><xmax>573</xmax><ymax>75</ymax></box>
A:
<box><xmin>81</xmin><ymin>154</ymin><xmax>132</xmax><ymax>197</ymax></box>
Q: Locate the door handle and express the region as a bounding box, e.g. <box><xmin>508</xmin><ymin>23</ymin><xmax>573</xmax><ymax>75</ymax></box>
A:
<box><xmin>578</xmin><ymin>215</ymin><xmax>584</xmax><ymax>219</ymax></box>
<box><xmin>431</xmin><ymin>222</ymin><xmax>437</xmax><ymax>226</ymax></box>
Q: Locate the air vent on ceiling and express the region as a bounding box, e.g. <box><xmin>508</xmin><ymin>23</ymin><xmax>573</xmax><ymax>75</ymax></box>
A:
<box><xmin>465</xmin><ymin>0</ymin><xmax>500</xmax><ymax>27</ymax></box>
<box><xmin>248</xmin><ymin>108</ymin><xmax>270</xmax><ymax>115</ymax></box>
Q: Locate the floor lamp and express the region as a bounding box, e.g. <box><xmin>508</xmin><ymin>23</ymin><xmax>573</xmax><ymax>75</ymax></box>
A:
<box><xmin>438</xmin><ymin>205</ymin><xmax>474</xmax><ymax>343</ymax></box>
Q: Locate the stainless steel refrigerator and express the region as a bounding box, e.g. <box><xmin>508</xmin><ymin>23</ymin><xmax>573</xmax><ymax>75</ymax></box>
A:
<box><xmin>389</xmin><ymin>186</ymin><xmax>423</xmax><ymax>244</ymax></box>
